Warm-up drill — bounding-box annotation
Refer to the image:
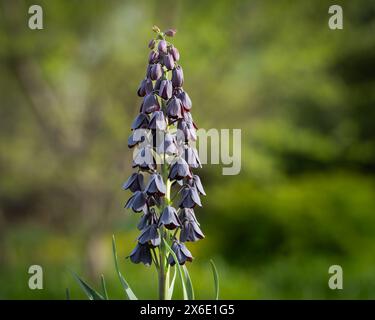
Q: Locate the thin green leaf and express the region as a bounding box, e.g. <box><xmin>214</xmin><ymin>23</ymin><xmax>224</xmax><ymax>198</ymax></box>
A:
<box><xmin>65</xmin><ymin>288</ymin><xmax>70</xmax><ymax>300</ymax></box>
<box><xmin>167</xmin><ymin>265</ymin><xmax>177</xmax><ymax>300</ymax></box>
<box><xmin>100</xmin><ymin>274</ymin><xmax>109</xmax><ymax>300</ymax></box>
<box><xmin>163</xmin><ymin>239</ymin><xmax>188</xmax><ymax>300</ymax></box>
<box><xmin>71</xmin><ymin>272</ymin><xmax>105</xmax><ymax>300</ymax></box>
<box><xmin>112</xmin><ymin>235</ymin><xmax>138</xmax><ymax>300</ymax></box>
<box><xmin>209</xmin><ymin>259</ymin><xmax>220</xmax><ymax>300</ymax></box>
<box><xmin>183</xmin><ymin>265</ymin><xmax>195</xmax><ymax>300</ymax></box>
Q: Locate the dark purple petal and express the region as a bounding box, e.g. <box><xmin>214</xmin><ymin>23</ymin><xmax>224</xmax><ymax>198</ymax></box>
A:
<box><xmin>144</xmin><ymin>79</ymin><xmax>154</xmax><ymax>95</ymax></box>
<box><xmin>131</xmin><ymin>113</ymin><xmax>149</xmax><ymax>130</ymax></box>
<box><xmin>180</xmin><ymin>219</ymin><xmax>204</xmax><ymax>242</ymax></box>
<box><xmin>145</xmin><ymin>173</ymin><xmax>166</xmax><ymax>195</ymax></box>
<box><xmin>137</xmin><ymin>79</ymin><xmax>146</xmax><ymax>97</ymax></box>
<box><xmin>138</xmin><ymin>224</ymin><xmax>161</xmax><ymax>247</ymax></box>
<box><xmin>169</xmin><ymin>46</ymin><xmax>180</xmax><ymax>61</ymax></box>
<box><xmin>163</xmin><ymin>54</ymin><xmax>174</xmax><ymax>70</ymax></box>
<box><xmin>146</xmin><ymin>64</ymin><xmax>152</xmax><ymax>78</ymax></box>
<box><xmin>179</xmin><ymin>208</ymin><xmax>200</xmax><ymax>226</ymax></box>
<box><xmin>179</xmin><ymin>186</ymin><xmax>201</xmax><ymax>208</ymax></box>
<box><xmin>154</xmin><ymin>79</ymin><xmax>162</xmax><ymax>92</ymax></box>
<box><xmin>158</xmin><ymin>80</ymin><xmax>173</xmax><ymax>100</ymax></box>
<box><xmin>148</xmin><ymin>50</ymin><xmax>159</xmax><ymax>64</ymax></box>
<box><xmin>158</xmin><ymin>206</ymin><xmax>181</xmax><ymax>230</ymax></box>
<box><xmin>122</xmin><ymin>172</ymin><xmax>144</xmax><ymax>192</ymax></box>
<box><xmin>158</xmin><ymin>40</ymin><xmax>167</xmax><ymax>54</ymax></box>
<box><xmin>172</xmin><ymin>66</ymin><xmax>184</xmax><ymax>88</ymax></box>
<box><xmin>150</xmin><ymin>63</ymin><xmax>162</xmax><ymax>81</ymax></box>
<box><xmin>168</xmin><ymin>158</ymin><xmax>191</xmax><ymax>180</ymax></box>
<box><xmin>125</xmin><ymin>191</ymin><xmax>148</xmax><ymax>212</ymax></box>
<box><xmin>177</xmin><ymin>91</ymin><xmax>192</xmax><ymax>111</ymax></box>
<box><xmin>141</xmin><ymin>94</ymin><xmax>160</xmax><ymax>114</ymax></box>
<box><xmin>168</xmin><ymin>241</ymin><xmax>193</xmax><ymax>266</ymax></box>
<box><xmin>167</xmin><ymin>97</ymin><xmax>183</xmax><ymax>119</ymax></box>
<box><xmin>129</xmin><ymin>243</ymin><xmax>152</xmax><ymax>266</ymax></box>
<box><xmin>137</xmin><ymin>211</ymin><xmax>151</xmax><ymax>230</ymax></box>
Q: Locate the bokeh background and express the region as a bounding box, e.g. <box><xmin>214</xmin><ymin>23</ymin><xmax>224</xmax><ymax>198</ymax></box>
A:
<box><xmin>1</xmin><ymin>0</ymin><xmax>375</xmax><ymax>299</ymax></box>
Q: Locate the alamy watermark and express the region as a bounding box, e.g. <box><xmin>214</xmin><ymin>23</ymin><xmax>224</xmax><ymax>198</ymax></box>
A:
<box><xmin>130</xmin><ymin>128</ymin><xmax>241</xmax><ymax>175</ymax></box>
<box><xmin>328</xmin><ymin>265</ymin><xmax>343</xmax><ymax>290</ymax></box>
<box><xmin>28</xmin><ymin>265</ymin><xmax>43</xmax><ymax>290</ymax></box>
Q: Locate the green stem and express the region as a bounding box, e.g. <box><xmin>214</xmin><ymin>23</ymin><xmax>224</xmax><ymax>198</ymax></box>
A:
<box><xmin>159</xmin><ymin>119</ymin><xmax>172</xmax><ymax>299</ymax></box>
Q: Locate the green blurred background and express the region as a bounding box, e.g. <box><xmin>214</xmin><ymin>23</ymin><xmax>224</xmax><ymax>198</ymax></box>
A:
<box><xmin>1</xmin><ymin>0</ymin><xmax>375</xmax><ymax>299</ymax></box>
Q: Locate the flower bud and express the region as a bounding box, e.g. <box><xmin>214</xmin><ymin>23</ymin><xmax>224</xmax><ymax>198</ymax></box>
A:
<box><xmin>158</xmin><ymin>40</ymin><xmax>168</xmax><ymax>54</ymax></box>
<box><xmin>169</xmin><ymin>46</ymin><xmax>180</xmax><ymax>61</ymax></box>
<box><xmin>152</xmin><ymin>25</ymin><xmax>161</xmax><ymax>33</ymax></box>
<box><xmin>166</xmin><ymin>96</ymin><xmax>183</xmax><ymax>119</ymax></box>
<box><xmin>150</xmin><ymin>63</ymin><xmax>162</xmax><ymax>81</ymax></box>
<box><xmin>164</xmin><ymin>28</ymin><xmax>177</xmax><ymax>37</ymax></box>
<box><xmin>137</xmin><ymin>79</ymin><xmax>146</xmax><ymax>97</ymax></box>
<box><xmin>177</xmin><ymin>90</ymin><xmax>192</xmax><ymax>111</ymax></box>
<box><xmin>159</xmin><ymin>79</ymin><xmax>173</xmax><ymax>100</ymax></box>
<box><xmin>148</xmin><ymin>50</ymin><xmax>159</xmax><ymax>64</ymax></box>
<box><xmin>146</xmin><ymin>64</ymin><xmax>152</xmax><ymax>78</ymax></box>
<box><xmin>172</xmin><ymin>66</ymin><xmax>184</xmax><ymax>88</ymax></box>
<box><xmin>163</xmin><ymin>53</ymin><xmax>174</xmax><ymax>70</ymax></box>
<box><xmin>138</xmin><ymin>78</ymin><xmax>153</xmax><ymax>97</ymax></box>
<box><xmin>148</xmin><ymin>39</ymin><xmax>156</xmax><ymax>49</ymax></box>
<box><xmin>141</xmin><ymin>94</ymin><xmax>160</xmax><ymax>114</ymax></box>
<box><xmin>144</xmin><ymin>78</ymin><xmax>153</xmax><ymax>95</ymax></box>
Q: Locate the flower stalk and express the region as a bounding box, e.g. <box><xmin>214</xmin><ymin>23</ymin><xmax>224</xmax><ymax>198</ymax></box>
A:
<box><xmin>123</xmin><ymin>26</ymin><xmax>205</xmax><ymax>300</ymax></box>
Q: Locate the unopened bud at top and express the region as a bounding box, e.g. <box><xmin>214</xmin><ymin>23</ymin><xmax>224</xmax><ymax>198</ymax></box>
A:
<box><xmin>152</xmin><ymin>25</ymin><xmax>161</xmax><ymax>33</ymax></box>
<box><xmin>164</xmin><ymin>28</ymin><xmax>177</xmax><ymax>37</ymax></box>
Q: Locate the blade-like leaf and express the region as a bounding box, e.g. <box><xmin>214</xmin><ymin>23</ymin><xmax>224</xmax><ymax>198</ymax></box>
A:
<box><xmin>112</xmin><ymin>235</ymin><xmax>138</xmax><ymax>300</ymax></box>
<box><xmin>65</xmin><ymin>288</ymin><xmax>70</xmax><ymax>300</ymax></box>
<box><xmin>100</xmin><ymin>274</ymin><xmax>109</xmax><ymax>300</ymax></box>
<box><xmin>209</xmin><ymin>259</ymin><xmax>219</xmax><ymax>300</ymax></box>
<box><xmin>163</xmin><ymin>239</ymin><xmax>188</xmax><ymax>300</ymax></box>
<box><xmin>71</xmin><ymin>272</ymin><xmax>105</xmax><ymax>300</ymax></box>
<box><xmin>167</xmin><ymin>265</ymin><xmax>177</xmax><ymax>300</ymax></box>
<box><xmin>183</xmin><ymin>265</ymin><xmax>195</xmax><ymax>300</ymax></box>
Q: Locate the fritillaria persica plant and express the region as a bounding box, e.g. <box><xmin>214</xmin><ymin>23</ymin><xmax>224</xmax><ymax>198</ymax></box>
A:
<box><xmin>73</xmin><ymin>27</ymin><xmax>218</xmax><ymax>301</ymax></box>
